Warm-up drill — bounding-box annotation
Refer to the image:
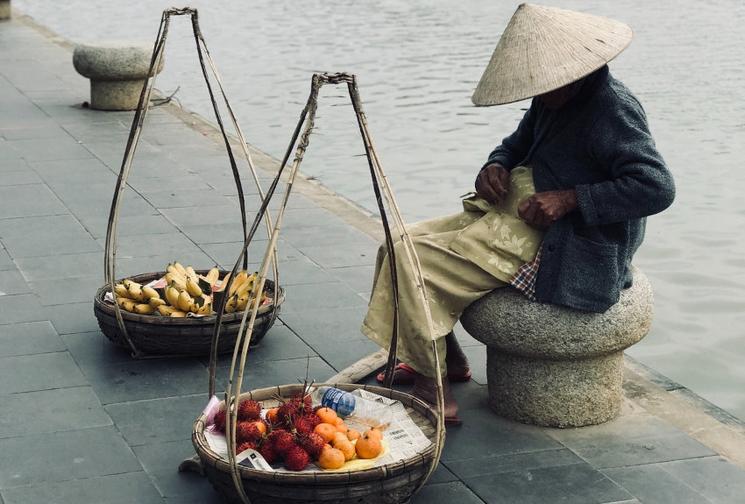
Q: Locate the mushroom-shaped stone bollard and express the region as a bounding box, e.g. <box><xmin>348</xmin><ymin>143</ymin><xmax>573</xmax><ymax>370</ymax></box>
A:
<box><xmin>461</xmin><ymin>267</ymin><xmax>654</xmax><ymax>428</ymax></box>
<box><xmin>72</xmin><ymin>42</ymin><xmax>163</xmax><ymax>111</ymax></box>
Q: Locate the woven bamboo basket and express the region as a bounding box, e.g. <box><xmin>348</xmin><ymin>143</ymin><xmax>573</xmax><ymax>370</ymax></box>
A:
<box><xmin>189</xmin><ymin>69</ymin><xmax>447</xmax><ymax>504</ymax></box>
<box><xmin>93</xmin><ymin>270</ymin><xmax>284</xmax><ymax>356</ymax></box>
<box><xmin>193</xmin><ymin>383</ymin><xmax>440</xmax><ymax>504</ymax></box>
<box><xmin>99</xmin><ymin>7</ymin><xmax>282</xmax><ymax>359</ymax></box>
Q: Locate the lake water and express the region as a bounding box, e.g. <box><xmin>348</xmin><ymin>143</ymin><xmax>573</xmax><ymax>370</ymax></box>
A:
<box><xmin>15</xmin><ymin>0</ymin><xmax>745</xmax><ymax>418</ymax></box>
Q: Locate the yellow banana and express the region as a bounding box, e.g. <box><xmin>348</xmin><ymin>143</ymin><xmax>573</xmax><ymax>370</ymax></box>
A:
<box><xmin>177</xmin><ymin>290</ymin><xmax>193</xmax><ymax>312</ymax></box>
<box><xmin>127</xmin><ymin>283</ymin><xmax>146</xmax><ymax>302</ymax></box>
<box><xmin>142</xmin><ymin>286</ymin><xmax>159</xmax><ymax>301</ymax></box>
<box><xmin>225</xmin><ymin>295</ymin><xmax>238</xmax><ymax>313</ymax></box>
<box><xmin>170</xmin><ymin>310</ymin><xmax>187</xmax><ymax>318</ymax></box>
<box><xmin>172</xmin><ymin>261</ymin><xmax>187</xmax><ymax>276</ymax></box>
<box><xmin>205</xmin><ymin>267</ymin><xmax>219</xmax><ymax>286</ymax></box>
<box><xmin>134</xmin><ymin>303</ymin><xmax>155</xmax><ymax>315</ymax></box>
<box><xmin>236</xmin><ymin>293</ymin><xmax>249</xmax><ymax>311</ymax></box>
<box><xmin>165</xmin><ymin>284</ymin><xmax>181</xmax><ymax>307</ymax></box>
<box><xmin>157</xmin><ymin>305</ymin><xmax>176</xmax><ymax>316</ymax></box>
<box><xmin>197</xmin><ymin>302</ymin><xmax>212</xmax><ymax>316</ymax></box>
<box><xmin>149</xmin><ymin>297</ymin><xmax>166</xmax><ymax>308</ymax></box>
<box><xmin>186</xmin><ymin>278</ymin><xmax>203</xmax><ymax>297</ymax></box>
<box><xmin>229</xmin><ymin>271</ymin><xmax>248</xmax><ymax>297</ymax></box>
<box><xmin>114</xmin><ymin>284</ymin><xmax>129</xmax><ymax>298</ymax></box>
<box><xmin>119</xmin><ymin>299</ymin><xmax>137</xmax><ymax>312</ymax></box>
<box><xmin>165</xmin><ymin>272</ymin><xmax>187</xmax><ymax>291</ymax></box>
<box><xmin>122</xmin><ymin>279</ymin><xmax>142</xmax><ymax>290</ymax></box>
<box><xmin>185</xmin><ymin>266</ymin><xmax>198</xmax><ymax>282</ymax></box>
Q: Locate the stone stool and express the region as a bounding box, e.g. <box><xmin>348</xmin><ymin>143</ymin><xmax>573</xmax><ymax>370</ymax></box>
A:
<box><xmin>461</xmin><ymin>268</ymin><xmax>653</xmax><ymax>428</ymax></box>
<box><xmin>72</xmin><ymin>42</ymin><xmax>163</xmax><ymax>111</ymax></box>
<box><xmin>0</xmin><ymin>0</ymin><xmax>10</xmax><ymax>20</ymax></box>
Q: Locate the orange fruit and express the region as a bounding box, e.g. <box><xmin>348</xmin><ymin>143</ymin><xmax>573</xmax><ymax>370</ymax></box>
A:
<box><xmin>265</xmin><ymin>408</ymin><xmax>279</xmax><ymax>425</ymax></box>
<box><xmin>316</xmin><ymin>407</ymin><xmax>338</xmax><ymax>424</ymax></box>
<box><xmin>333</xmin><ymin>417</ymin><xmax>348</xmax><ymax>434</ymax></box>
<box><xmin>355</xmin><ymin>430</ymin><xmax>383</xmax><ymax>459</ymax></box>
<box><xmin>331</xmin><ymin>437</ymin><xmax>355</xmax><ymax>461</ymax></box>
<box><xmin>346</xmin><ymin>429</ymin><xmax>361</xmax><ymax>441</ymax></box>
<box><xmin>252</xmin><ymin>420</ymin><xmax>267</xmax><ymax>435</ymax></box>
<box><xmin>317</xmin><ymin>444</ymin><xmax>345</xmax><ymax>470</ymax></box>
<box><xmin>314</xmin><ymin>422</ymin><xmax>337</xmax><ymax>443</ymax></box>
<box><xmin>366</xmin><ymin>427</ymin><xmax>383</xmax><ymax>441</ymax></box>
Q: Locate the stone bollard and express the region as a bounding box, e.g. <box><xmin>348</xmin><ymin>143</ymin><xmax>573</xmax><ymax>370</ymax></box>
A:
<box><xmin>72</xmin><ymin>42</ymin><xmax>163</xmax><ymax>111</ymax></box>
<box><xmin>461</xmin><ymin>268</ymin><xmax>653</xmax><ymax>428</ymax></box>
<box><xmin>0</xmin><ymin>0</ymin><xmax>10</xmax><ymax>20</ymax></box>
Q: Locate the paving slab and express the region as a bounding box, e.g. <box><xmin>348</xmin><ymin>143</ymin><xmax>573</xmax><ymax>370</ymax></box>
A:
<box><xmin>0</xmin><ymin>293</ymin><xmax>47</xmax><ymax>324</ymax></box>
<box><xmin>75</xmin><ymin>356</ymin><xmax>208</xmax><ymax>405</ymax></box>
<box><xmin>657</xmin><ymin>457</ymin><xmax>745</xmax><ymax>503</ymax></box>
<box><xmin>0</xmin><ymin>386</ymin><xmax>111</xmax><ymax>439</ymax></box>
<box><xmin>105</xmin><ymin>394</ymin><xmax>209</xmax><ymax>446</ymax></box>
<box><xmin>0</xmin><ymin>320</ymin><xmax>65</xmax><ymax>358</ymax></box>
<box><xmin>0</xmin><ymin>426</ymin><xmax>140</xmax><ymax>488</ymax></box>
<box><xmin>0</xmin><ymin>269</ymin><xmax>29</xmax><ymax>296</ymax></box>
<box><xmin>14</xmin><ymin>251</ymin><xmax>102</xmax><ymax>282</ymax></box>
<box><xmin>43</xmin><ymin>301</ymin><xmax>100</xmax><ymax>335</ymax></box>
<box><xmin>133</xmin><ymin>439</ymin><xmax>217</xmax><ymax>502</ymax></box>
<box><xmin>0</xmin><ymin>351</ymin><xmax>86</xmax><ymax>394</ymax></box>
<box><xmin>464</xmin><ymin>462</ymin><xmax>632</xmax><ymax>504</ymax></box>
<box><xmin>0</xmin><ymin>184</ymin><xmax>68</xmax><ymax>219</ymax></box>
<box><xmin>411</xmin><ymin>481</ymin><xmax>485</xmax><ymax>504</ymax></box>
<box><xmin>0</xmin><ymin>472</ymin><xmax>164</xmax><ymax>504</ymax></box>
<box><xmin>602</xmin><ymin>464</ymin><xmax>712</xmax><ymax>504</ymax></box>
<box><xmin>0</xmin><ymin>214</ymin><xmax>101</xmax><ymax>258</ymax></box>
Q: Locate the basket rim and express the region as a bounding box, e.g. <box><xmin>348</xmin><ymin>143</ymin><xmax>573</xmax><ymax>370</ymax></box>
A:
<box><xmin>94</xmin><ymin>270</ymin><xmax>285</xmax><ymax>326</ymax></box>
<box><xmin>192</xmin><ymin>382</ymin><xmax>439</xmax><ymax>484</ymax></box>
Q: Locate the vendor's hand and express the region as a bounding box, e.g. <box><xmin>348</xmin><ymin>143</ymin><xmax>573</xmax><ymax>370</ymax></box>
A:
<box><xmin>475</xmin><ymin>163</ymin><xmax>510</xmax><ymax>204</ymax></box>
<box><xmin>518</xmin><ymin>189</ymin><xmax>578</xmax><ymax>229</ymax></box>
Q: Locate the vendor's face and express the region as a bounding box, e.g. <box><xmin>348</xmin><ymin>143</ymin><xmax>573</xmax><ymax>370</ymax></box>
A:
<box><xmin>538</xmin><ymin>80</ymin><xmax>582</xmax><ymax>109</ymax></box>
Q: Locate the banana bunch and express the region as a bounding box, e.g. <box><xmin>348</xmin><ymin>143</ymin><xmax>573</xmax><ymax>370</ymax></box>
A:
<box><xmin>111</xmin><ymin>262</ymin><xmax>271</xmax><ymax>318</ymax></box>
<box><xmin>112</xmin><ymin>279</ymin><xmax>166</xmax><ymax>315</ymax></box>
<box><xmin>159</xmin><ymin>262</ymin><xmax>217</xmax><ymax>317</ymax></box>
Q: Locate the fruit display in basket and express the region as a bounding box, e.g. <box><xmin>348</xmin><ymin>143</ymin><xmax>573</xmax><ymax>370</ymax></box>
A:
<box><xmin>208</xmin><ymin>391</ymin><xmax>385</xmax><ymax>472</ymax></box>
<box><xmin>110</xmin><ymin>262</ymin><xmax>272</xmax><ymax>317</ymax></box>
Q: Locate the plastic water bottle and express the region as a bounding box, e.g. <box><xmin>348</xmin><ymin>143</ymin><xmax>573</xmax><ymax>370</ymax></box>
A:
<box><xmin>313</xmin><ymin>387</ymin><xmax>387</xmax><ymax>418</ymax></box>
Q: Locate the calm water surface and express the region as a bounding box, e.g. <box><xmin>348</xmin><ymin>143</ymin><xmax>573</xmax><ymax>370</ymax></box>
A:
<box><xmin>16</xmin><ymin>0</ymin><xmax>745</xmax><ymax>417</ymax></box>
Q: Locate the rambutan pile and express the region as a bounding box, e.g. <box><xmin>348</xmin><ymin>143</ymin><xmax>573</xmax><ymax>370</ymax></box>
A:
<box><xmin>213</xmin><ymin>385</ymin><xmax>356</xmax><ymax>472</ymax></box>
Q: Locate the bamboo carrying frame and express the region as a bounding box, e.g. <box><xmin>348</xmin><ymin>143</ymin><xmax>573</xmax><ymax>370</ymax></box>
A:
<box><xmin>102</xmin><ymin>7</ymin><xmax>281</xmax><ymax>358</ymax></box>
<box><xmin>199</xmin><ymin>71</ymin><xmax>447</xmax><ymax>503</ymax></box>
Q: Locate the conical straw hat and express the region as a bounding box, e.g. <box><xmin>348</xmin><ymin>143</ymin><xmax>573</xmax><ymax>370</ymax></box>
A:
<box><xmin>472</xmin><ymin>3</ymin><xmax>632</xmax><ymax>106</ymax></box>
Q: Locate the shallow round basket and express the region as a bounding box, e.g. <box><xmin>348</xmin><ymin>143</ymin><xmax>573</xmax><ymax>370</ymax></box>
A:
<box><xmin>93</xmin><ymin>270</ymin><xmax>284</xmax><ymax>356</ymax></box>
<box><xmin>193</xmin><ymin>383</ymin><xmax>441</xmax><ymax>504</ymax></box>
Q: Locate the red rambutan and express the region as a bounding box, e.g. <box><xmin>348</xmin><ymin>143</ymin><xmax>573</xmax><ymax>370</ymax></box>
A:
<box><xmin>284</xmin><ymin>445</ymin><xmax>311</xmax><ymax>471</ymax></box>
<box><xmin>236</xmin><ymin>421</ymin><xmax>262</xmax><ymax>445</ymax></box>
<box><xmin>236</xmin><ymin>440</ymin><xmax>258</xmax><ymax>454</ymax></box>
<box><xmin>270</xmin><ymin>429</ymin><xmax>296</xmax><ymax>455</ymax></box>
<box><xmin>277</xmin><ymin>401</ymin><xmax>301</xmax><ymax>427</ymax></box>
<box><xmin>258</xmin><ymin>441</ymin><xmax>280</xmax><ymax>464</ymax></box>
<box><xmin>212</xmin><ymin>408</ymin><xmax>227</xmax><ymax>433</ymax></box>
<box><xmin>298</xmin><ymin>432</ymin><xmax>326</xmax><ymax>459</ymax></box>
<box><xmin>294</xmin><ymin>414</ymin><xmax>321</xmax><ymax>434</ymax></box>
<box><xmin>238</xmin><ymin>399</ymin><xmax>262</xmax><ymax>421</ymax></box>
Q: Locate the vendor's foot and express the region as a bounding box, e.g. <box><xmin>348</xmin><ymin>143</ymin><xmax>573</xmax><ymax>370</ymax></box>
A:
<box><xmin>375</xmin><ymin>362</ymin><xmax>472</xmax><ymax>385</ymax></box>
<box><xmin>411</xmin><ymin>374</ymin><xmax>461</xmax><ymax>425</ymax></box>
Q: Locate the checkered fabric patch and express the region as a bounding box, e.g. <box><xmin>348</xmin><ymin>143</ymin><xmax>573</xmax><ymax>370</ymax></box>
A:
<box><xmin>510</xmin><ymin>246</ymin><xmax>542</xmax><ymax>301</ymax></box>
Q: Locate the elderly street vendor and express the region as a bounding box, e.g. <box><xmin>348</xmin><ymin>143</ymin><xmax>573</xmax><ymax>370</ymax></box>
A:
<box><xmin>361</xmin><ymin>3</ymin><xmax>675</xmax><ymax>424</ymax></box>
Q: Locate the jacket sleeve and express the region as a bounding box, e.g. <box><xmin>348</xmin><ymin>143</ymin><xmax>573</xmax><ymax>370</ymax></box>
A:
<box><xmin>482</xmin><ymin>104</ymin><xmax>535</xmax><ymax>171</ymax></box>
<box><xmin>575</xmin><ymin>95</ymin><xmax>675</xmax><ymax>226</ymax></box>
